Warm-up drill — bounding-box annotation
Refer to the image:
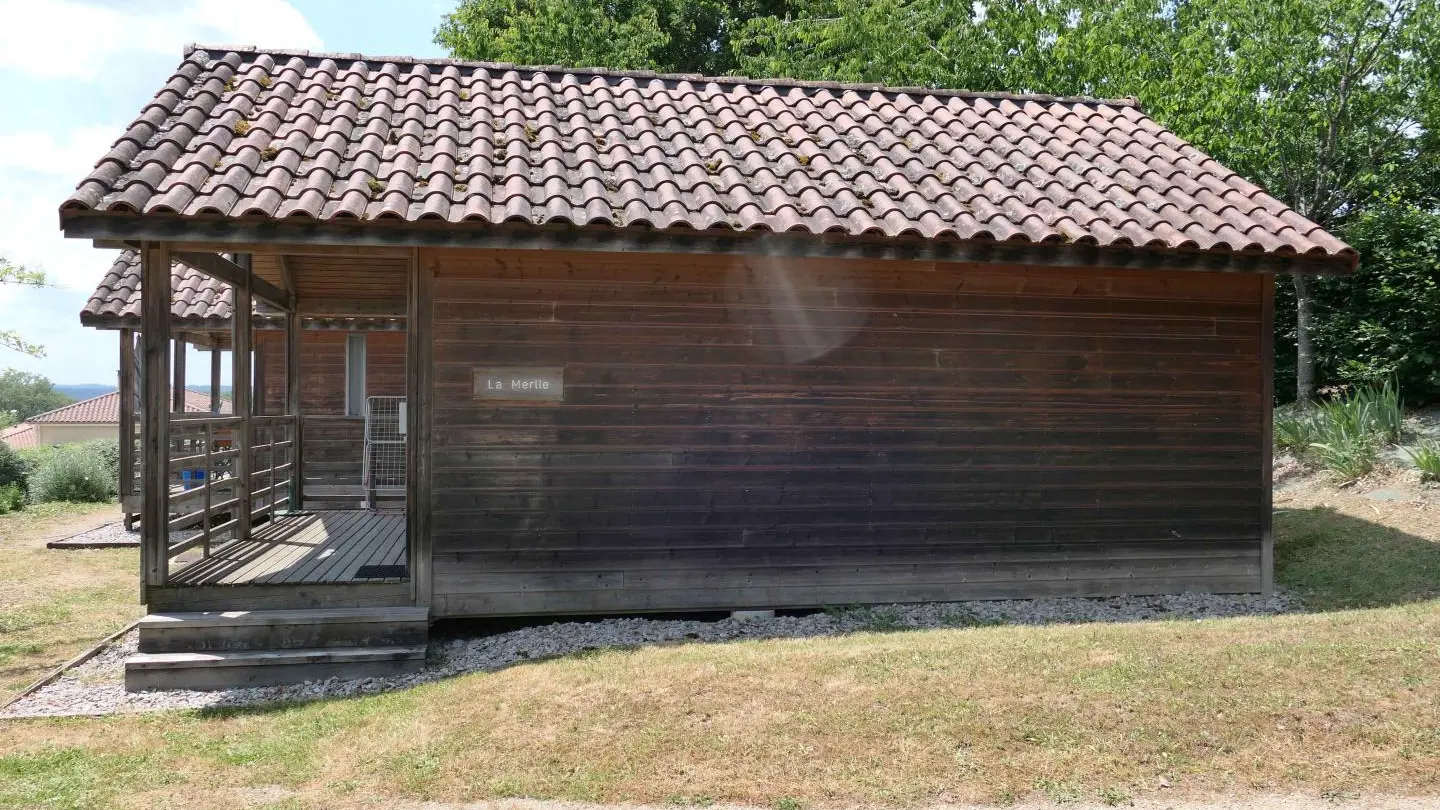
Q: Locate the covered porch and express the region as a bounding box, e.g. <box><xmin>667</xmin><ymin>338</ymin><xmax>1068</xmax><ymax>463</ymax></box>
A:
<box><xmin>116</xmin><ymin>243</ymin><xmax>423</xmax><ymax>611</ymax></box>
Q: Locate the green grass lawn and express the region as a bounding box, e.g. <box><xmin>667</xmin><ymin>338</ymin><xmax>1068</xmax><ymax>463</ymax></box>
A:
<box><xmin>0</xmin><ymin>502</ymin><xmax>136</xmax><ymax>701</ymax></box>
<box><xmin>1</xmin><ymin>495</ymin><xmax>1439</xmax><ymax>810</ymax></box>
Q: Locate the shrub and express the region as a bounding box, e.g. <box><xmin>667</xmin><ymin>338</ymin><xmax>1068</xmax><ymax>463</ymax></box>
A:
<box><xmin>0</xmin><ymin>483</ymin><xmax>22</xmax><ymax>514</ymax></box>
<box><xmin>1275</xmin><ymin>204</ymin><xmax>1440</xmax><ymax>404</ymax></box>
<box><xmin>27</xmin><ymin>444</ymin><xmax>118</xmax><ymax>503</ymax></box>
<box><xmin>80</xmin><ymin>438</ymin><xmax>121</xmax><ymax>489</ymax></box>
<box><xmin>1348</xmin><ymin>378</ymin><xmax>1404</xmax><ymax>444</ymax></box>
<box><xmin>1310</xmin><ymin>432</ymin><xmax>1379</xmax><ymax>482</ymax></box>
<box><xmin>1273</xmin><ymin>407</ymin><xmax>1319</xmax><ymax>453</ymax></box>
<box><xmin>1280</xmin><ymin>382</ymin><xmax>1404</xmax><ymax>482</ymax></box>
<box><xmin>0</xmin><ymin>441</ymin><xmax>24</xmax><ymax>491</ymax></box>
<box><xmin>1408</xmin><ymin>440</ymin><xmax>1440</xmax><ymax>481</ymax></box>
<box><xmin>1312</xmin><ymin>381</ymin><xmax>1403</xmax><ymax>448</ymax></box>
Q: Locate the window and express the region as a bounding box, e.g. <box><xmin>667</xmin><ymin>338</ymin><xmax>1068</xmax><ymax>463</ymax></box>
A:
<box><xmin>345</xmin><ymin>333</ymin><xmax>366</xmax><ymax>417</ymax></box>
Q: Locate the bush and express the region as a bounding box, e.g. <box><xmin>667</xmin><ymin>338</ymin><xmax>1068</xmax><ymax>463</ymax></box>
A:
<box><xmin>27</xmin><ymin>443</ymin><xmax>118</xmax><ymax>503</ymax></box>
<box><xmin>81</xmin><ymin>438</ymin><xmax>121</xmax><ymax>489</ymax></box>
<box><xmin>1274</xmin><ymin>204</ymin><xmax>1440</xmax><ymax>404</ymax></box>
<box><xmin>1408</xmin><ymin>440</ymin><xmax>1440</xmax><ymax>481</ymax></box>
<box><xmin>1273</xmin><ymin>407</ymin><xmax>1320</xmax><ymax>454</ymax></box>
<box><xmin>1278</xmin><ymin>382</ymin><xmax>1403</xmax><ymax>482</ymax></box>
<box><xmin>1310</xmin><ymin>431</ymin><xmax>1379</xmax><ymax>482</ymax></box>
<box><xmin>0</xmin><ymin>441</ymin><xmax>24</xmax><ymax>491</ymax></box>
<box><xmin>0</xmin><ymin>483</ymin><xmax>22</xmax><ymax>514</ymax></box>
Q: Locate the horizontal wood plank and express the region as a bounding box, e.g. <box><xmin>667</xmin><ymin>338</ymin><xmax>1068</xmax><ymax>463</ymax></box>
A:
<box><xmin>422</xmin><ymin>247</ymin><xmax>1268</xmax><ymax>616</ymax></box>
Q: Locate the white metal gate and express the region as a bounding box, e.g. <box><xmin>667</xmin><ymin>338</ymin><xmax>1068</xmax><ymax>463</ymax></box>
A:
<box><xmin>362</xmin><ymin>396</ymin><xmax>406</xmax><ymax>508</ymax></box>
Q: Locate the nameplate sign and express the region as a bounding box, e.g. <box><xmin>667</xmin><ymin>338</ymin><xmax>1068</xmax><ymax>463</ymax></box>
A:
<box><xmin>473</xmin><ymin>367</ymin><xmax>565</xmax><ymax>402</ymax></box>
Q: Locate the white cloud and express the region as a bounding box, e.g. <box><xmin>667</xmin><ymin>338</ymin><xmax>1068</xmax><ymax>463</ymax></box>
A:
<box><xmin>0</xmin><ymin>0</ymin><xmax>323</xmax><ymax>81</ymax></box>
<box><xmin>0</xmin><ymin>126</ymin><xmax>119</xmax><ymax>176</ymax></box>
<box><xmin>0</xmin><ymin>0</ymin><xmax>323</xmax><ymax>382</ymax></box>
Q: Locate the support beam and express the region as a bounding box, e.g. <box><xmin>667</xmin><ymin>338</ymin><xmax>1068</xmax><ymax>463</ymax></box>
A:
<box><xmin>232</xmin><ymin>255</ymin><xmax>254</xmax><ymax>543</ymax></box>
<box><xmin>253</xmin><ymin>334</ymin><xmax>267</xmax><ymax>415</ymax></box>
<box><xmin>1260</xmin><ymin>277</ymin><xmax>1276</xmax><ymax>597</ymax></box>
<box><xmin>173</xmin><ymin>251</ymin><xmax>294</xmax><ymax>312</ymax></box>
<box><xmin>407</xmin><ymin>248</ymin><xmax>433</xmax><ymax>607</ymax></box>
<box><xmin>117</xmin><ymin>329</ymin><xmax>137</xmax><ymax>515</ymax></box>
<box><xmin>140</xmin><ymin>243</ymin><xmax>172</xmax><ymax>588</ymax></box>
<box><xmin>286</xmin><ymin>308</ymin><xmax>303</xmax><ymax>512</ymax></box>
<box><xmin>171</xmin><ymin>336</ymin><xmax>187</xmax><ymax>412</ymax></box>
<box><xmin>299</xmin><ymin>299</ymin><xmax>407</xmax><ymax>318</ymax></box>
<box><xmin>209</xmin><ymin>339</ymin><xmax>222</xmax><ymax>413</ymax></box>
<box><xmin>277</xmin><ymin>254</ymin><xmax>296</xmax><ymax>293</ymax></box>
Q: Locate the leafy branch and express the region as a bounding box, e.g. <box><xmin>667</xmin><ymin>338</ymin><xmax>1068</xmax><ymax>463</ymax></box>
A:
<box><xmin>0</xmin><ymin>255</ymin><xmax>48</xmax><ymax>357</ymax></box>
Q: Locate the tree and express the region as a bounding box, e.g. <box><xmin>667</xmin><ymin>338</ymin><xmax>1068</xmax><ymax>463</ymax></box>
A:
<box><xmin>731</xmin><ymin>0</ymin><xmax>1438</xmax><ymax>402</ymax></box>
<box><xmin>0</xmin><ymin>370</ymin><xmax>73</xmax><ymax>423</ymax></box>
<box><xmin>1298</xmin><ymin>202</ymin><xmax>1440</xmax><ymax>399</ymax></box>
<box><xmin>435</xmin><ymin>0</ymin><xmax>789</xmax><ymax>76</ymax></box>
<box><xmin>0</xmin><ymin>255</ymin><xmax>47</xmax><ymax>358</ymax></box>
<box><xmin>435</xmin><ymin>0</ymin><xmax>1440</xmax><ymax>402</ymax></box>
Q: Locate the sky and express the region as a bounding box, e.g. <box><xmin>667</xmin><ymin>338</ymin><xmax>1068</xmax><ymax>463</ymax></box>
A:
<box><xmin>0</xmin><ymin>0</ymin><xmax>451</xmax><ymax>386</ymax></box>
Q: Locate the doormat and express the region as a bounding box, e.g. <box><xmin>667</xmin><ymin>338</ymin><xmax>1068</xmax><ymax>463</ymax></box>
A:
<box><xmin>354</xmin><ymin>564</ymin><xmax>407</xmax><ymax>579</ymax></box>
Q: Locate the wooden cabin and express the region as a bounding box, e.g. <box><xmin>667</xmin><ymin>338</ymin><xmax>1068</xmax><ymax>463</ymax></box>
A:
<box><xmin>63</xmin><ymin>45</ymin><xmax>1354</xmax><ymax>689</ymax></box>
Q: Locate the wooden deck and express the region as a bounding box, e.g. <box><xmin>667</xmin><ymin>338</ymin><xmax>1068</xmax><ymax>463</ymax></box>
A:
<box><xmin>169</xmin><ymin>511</ymin><xmax>407</xmax><ymax>586</ymax></box>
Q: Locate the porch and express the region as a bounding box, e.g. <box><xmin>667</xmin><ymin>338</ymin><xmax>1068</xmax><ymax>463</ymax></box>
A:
<box><xmin>169</xmin><ymin>510</ymin><xmax>406</xmax><ymax>586</ymax></box>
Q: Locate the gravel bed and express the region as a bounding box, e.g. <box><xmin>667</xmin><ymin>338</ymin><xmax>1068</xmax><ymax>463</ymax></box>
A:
<box><xmin>45</xmin><ymin>520</ymin><xmax>139</xmax><ymax>549</ymax></box>
<box><xmin>0</xmin><ymin>590</ymin><xmax>1297</xmax><ymax>719</ymax></box>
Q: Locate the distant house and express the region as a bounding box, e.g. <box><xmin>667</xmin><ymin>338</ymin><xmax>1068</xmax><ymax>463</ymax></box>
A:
<box><xmin>0</xmin><ymin>389</ymin><xmax>228</xmax><ymax>449</ymax></box>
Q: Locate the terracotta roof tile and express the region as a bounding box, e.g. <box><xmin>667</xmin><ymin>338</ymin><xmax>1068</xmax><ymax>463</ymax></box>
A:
<box><xmin>61</xmin><ymin>45</ymin><xmax>1354</xmax><ymax>267</ymax></box>
<box><xmin>81</xmin><ymin>250</ymin><xmax>234</xmax><ymax>328</ymax></box>
<box><xmin>28</xmin><ymin>390</ymin><xmax>229</xmax><ymax>424</ymax></box>
<box><xmin>0</xmin><ymin>423</ymin><xmax>37</xmax><ymax>449</ymax></box>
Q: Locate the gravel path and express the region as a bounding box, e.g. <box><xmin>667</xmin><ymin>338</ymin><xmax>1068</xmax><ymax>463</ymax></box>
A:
<box><xmin>44</xmin><ymin>520</ymin><xmax>138</xmax><ymax>549</ymax></box>
<box><xmin>1</xmin><ymin>591</ymin><xmax>1296</xmax><ymax>719</ymax></box>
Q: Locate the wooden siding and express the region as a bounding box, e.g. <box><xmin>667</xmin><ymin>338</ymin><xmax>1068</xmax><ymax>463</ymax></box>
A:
<box><xmin>302</xmin><ymin>415</ymin><xmax>363</xmax><ymax>494</ymax></box>
<box><xmin>259</xmin><ymin>330</ymin><xmax>404</xmax><ymax>413</ymax></box>
<box><xmin>367</xmin><ymin>332</ymin><xmax>406</xmax><ymax>397</ymax></box>
<box><xmin>255</xmin><ymin>330</ymin><xmax>406</xmax><ymax>505</ymax></box>
<box><xmin>422</xmin><ymin>248</ymin><xmax>1267</xmax><ymax>617</ymax></box>
<box><xmin>259</xmin><ymin>330</ymin><xmax>346</xmax><ymax>414</ymax></box>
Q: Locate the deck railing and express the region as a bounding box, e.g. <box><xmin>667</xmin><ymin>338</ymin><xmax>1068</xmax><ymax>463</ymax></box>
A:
<box><xmin>162</xmin><ymin>413</ymin><xmax>295</xmax><ymax>577</ymax></box>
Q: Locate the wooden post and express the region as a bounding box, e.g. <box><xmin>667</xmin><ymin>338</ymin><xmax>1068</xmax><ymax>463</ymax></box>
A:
<box><xmin>407</xmin><ymin>248</ymin><xmax>433</xmax><ymax>607</ymax></box>
<box><xmin>253</xmin><ymin>335</ymin><xmax>267</xmax><ymax>415</ymax></box>
<box><xmin>171</xmin><ymin>336</ymin><xmax>187</xmax><ymax>412</ymax></box>
<box><xmin>209</xmin><ymin>339</ymin><xmax>222</xmax><ymax>413</ymax></box>
<box><xmin>1260</xmin><ymin>276</ymin><xmax>1276</xmax><ymax>596</ymax></box>
<box><xmin>140</xmin><ymin>243</ymin><xmax>172</xmax><ymax>588</ymax></box>
<box><xmin>286</xmin><ymin>309</ymin><xmax>303</xmax><ymax>512</ymax></box>
<box><xmin>232</xmin><ymin>255</ymin><xmax>253</xmax><ymax>543</ymax></box>
<box><xmin>118</xmin><ymin>328</ymin><xmax>137</xmax><ymax>530</ymax></box>
<box><xmin>202</xmin><ymin>420</ymin><xmax>212</xmax><ymax>557</ymax></box>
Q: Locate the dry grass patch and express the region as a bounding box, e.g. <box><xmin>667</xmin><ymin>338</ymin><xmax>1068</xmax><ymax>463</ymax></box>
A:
<box><xmin>4</xmin><ymin>483</ymin><xmax>1440</xmax><ymax>808</ymax></box>
<box><xmin>3</xmin><ymin>605</ymin><xmax>1440</xmax><ymax>809</ymax></box>
<box><xmin>0</xmin><ymin>503</ymin><xmax>138</xmax><ymax>700</ymax></box>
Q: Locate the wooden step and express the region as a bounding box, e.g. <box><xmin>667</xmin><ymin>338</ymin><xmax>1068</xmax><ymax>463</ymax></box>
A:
<box><xmin>138</xmin><ymin>607</ymin><xmax>429</xmax><ymax>653</ymax></box>
<box><xmin>125</xmin><ymin>645</ymin><xmax>427</xmax><ymax>691</ymax></box>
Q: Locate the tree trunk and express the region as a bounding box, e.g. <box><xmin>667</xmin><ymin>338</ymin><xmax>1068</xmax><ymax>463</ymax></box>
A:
<box><xmin>1293</xmin><ymin>273</ymin><xmax>1316</xmax><ymax>403</ymax></box>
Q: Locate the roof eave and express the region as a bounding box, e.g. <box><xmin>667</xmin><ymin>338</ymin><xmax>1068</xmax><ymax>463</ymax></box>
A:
<box><xmin>63</xmin><ymin>211</ymin><xmax>1356</xmax><ymax>276</ymax></box>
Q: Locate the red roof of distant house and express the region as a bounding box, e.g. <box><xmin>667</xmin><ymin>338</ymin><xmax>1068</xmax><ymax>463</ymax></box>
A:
<box><xmin>27</xmin><ymin>389</ymin><xmax>230</xmax><ymax>424</ymax></box>
<box><xmin>0</xmin><ymin>423</ymin><xmax>38</xmax><ymax>449</ymax></box>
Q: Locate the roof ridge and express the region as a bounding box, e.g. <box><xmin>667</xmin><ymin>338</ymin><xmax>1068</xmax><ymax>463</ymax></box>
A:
<box><xmin>181</xmin><ymin>42</ymin><xmax>1142</xmax><ymax>108</ymax></box>
<box><xmin>28</xmin><ymin>389</ymin><xmax>118</xmax><ymax>422</ymax></box>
